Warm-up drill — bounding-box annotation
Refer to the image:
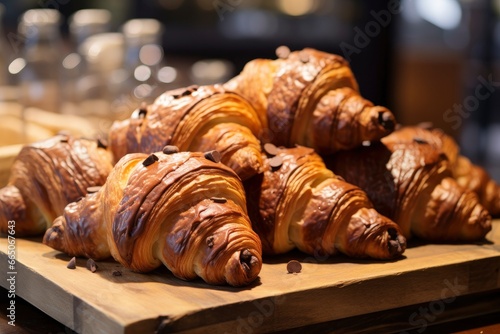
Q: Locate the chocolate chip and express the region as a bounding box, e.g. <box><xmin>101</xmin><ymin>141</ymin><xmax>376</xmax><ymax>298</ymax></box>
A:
<box><xmin>206</xmin><ymin>236</ymin><xmax>214</xmax><ymax>248</ymax></box>
<box><xmin>86</xmin><ymin>259</ymin><xmax>98</xmax><ymax>273</ymax></box>
<box><xmin>60</xmin><ymin>138</ymin><xmax>69</xmax><ymax>143</ymax></box>
<box><xmin>86</xmin><ymin>186</ymin><xmax>101</xmax><ymax>194</ymax></box>
<box><xmin>287</xmin><ymin>260</ymin><xmax>302</xmax><ymax>274</ymax></box>
<box><xmin>204</xmin><ymin>150</ymin><xmax>221</xmax><ymax>163</ymax></box>
<box><xmin>97</xmin><ymin>137</ymin><xmax>108</xmax><ymax>149</ymax></box>
<box><xmin>211</xmin><ymin>197</ymin><xmax>227</xmax><ymax>203</ymax></box>
<box><xmin>276</xmin><ymin>45</ymin><xmax>290</xmax><ymax>59</ymax></box>
<box><xmin>67</xmin><ymin>257</ymin><xmax>76</xmax><ymax>269</ymax></box>
<box><xmin>162</xmin><ymin>145</ymin><xmax>179</xmax><ymax>155</ymax></box>
<box><xmin>143</xmin><ymin>153</ymin><xmax>159</xmax><ymax>166</ymax></box>
<box><xmin>413</xmin><ymin>137</ymin><xmax>428</xmax><ymax>145</ymax></box>
<box><xmin>269</xmin><ymin>155</ymin><xmax>283</xmax><ymax>169</ymax></box>
<box><xmin>299</xmin><ymin>51</ymin><xmax>309</xmax><ymax>63</ymax></box>
<box><xmin>112</xmin><ymin>270</ymin><xmax>122</xmax><ymax>277</ymax></box>
<box><xmin>263</xmin><ymin>143</ymin><xmax>279</xmax><ymax>156</ymax></box>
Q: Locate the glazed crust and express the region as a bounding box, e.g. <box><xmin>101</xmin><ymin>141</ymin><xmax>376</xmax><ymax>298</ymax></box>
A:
<box><xmin>225</xmin><ymin>47</ymin><xmax>396</xmax><ymax>153</ymax></box>
<box><xmin>44</xmin><ymin>150</ymin><xmax>263</xmax><ymax>287</ymax></box>
<box><xmin>108</xmin><ymin>85</ymin><xmax>263</xmax><ymax>181</ymax></box>
<box><xmin>0</xmin><ymin>134</ymin><xmax>113</xmax><ymax>236</ymax></box>
<box><xmin>245</xmin><ymin>145</ymin><xmax>406</xmax><ymax>259</ymax></box>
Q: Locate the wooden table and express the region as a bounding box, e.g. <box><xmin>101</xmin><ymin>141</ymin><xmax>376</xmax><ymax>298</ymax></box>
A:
<box><xmin>1</xmin><ymin>220</ymin><xmax>499</xmax><ymax>333</ymax></box>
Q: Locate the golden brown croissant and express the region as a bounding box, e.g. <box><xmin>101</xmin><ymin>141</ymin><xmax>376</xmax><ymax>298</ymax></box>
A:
<box><xmin>0</xmin><ymin>134</ymin><xmax>113</xmax><ymax>236</ymax></box>
<box><xmin>386</xmin><ymin>125</ymin><xmax>500</xmax><ymax>216</ymax></box>
<box><xmin>224</xmin><ymin>47</ymin><xmax>397</xmax><ymax>153</ymax></box>
<box><xmin>326</xmin><ymin>134</ymin><xmax>492</xmax><ymax>242</ymax></box>
<box><xmin>43</xmin><ymin>148</ymin><xmax>263</xmax><ymax>287</ymax></box>
<box><xmin>108</xmin><ymin>85</ymin><xmax>263</xmax><ymax>181</ymax></box>
<box><xmin>244</xmin><ymin>144</ymin><xmax>406</xmax><ymax>259</ymax></box>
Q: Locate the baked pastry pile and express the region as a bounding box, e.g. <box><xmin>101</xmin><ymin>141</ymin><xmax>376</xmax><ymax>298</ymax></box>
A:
<box><xmin>0</xmin><ymin>47</ymin><xmax>496</xmax><ymax>286</ymax></box>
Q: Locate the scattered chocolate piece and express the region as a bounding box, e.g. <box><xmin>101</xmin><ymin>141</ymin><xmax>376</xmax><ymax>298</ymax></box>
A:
<box><xmin>97</xmin><ymin>137</ymin><xmax>108</xmax><ymax>149</ymax></box>
<box><xmin>287</xmin><ymin>260</ymin><xmax>302</xmax><ymax>274</ymax></box>
<box><xmin>67</xmin><ymin>257</ymin><xmax>76</xmax><ymax>269</ymax></box>
<box><xmin>276</xmin><ymin>45</ymin><xmax>290</xmax><ymax>59</ymax></box>
<box><xmin>263</xmin><ymin>143</ymin><xmax>279</xmax><ymax>156</ymax></box>
<box><xmin>86</xmin><ymin>186</ymin><xmax>101</xmax><ymax>194</ymax></box>
<box><xmin>204</xmin><ymin>150</ymin><xmax>221</xmax><ymax>163</ymax></box>
<box><xmin>143</xmin><ymin>153</ymin><xmax>159</xmax><ymax>166</ymax></box>
<box><xmin>59</xmin><ymin>137</ymin><xmax>69</xmax><ymax>143</ymax></box>
<box><xmin>86</xmin><ymin>258</ymin><xmax>98</xmax><ymax>273</ymax></box>
<box><xmin>112</xmin><ymin>270</ymin><xmax>122</xmax><ymax>277</ymax></box>
<box><xmin>162</xmin><ymin>145</ymin><xmax>179</xmax><ymax>155</ymax></box>
<box><xmin>413</xmin><ymin>137</ymin><xmax>428</xmax><ymax>145</ymax></box>
<box><xmin>269</xmin><ymin>155</ymin><xmax>283</xmax><ymax>169</ymax></box>
<box><xmin>206</xmin><ymin>236</ymin><xmax>214</xmax><ymax>248</ymax></box>
<box><xmin>299</xmin><ymin>51</ymin><xmax>310</xmax><ymax>63</ymax></box>
<box><xmin>211</xmin><ymin>197</ymin><xmax>227</xmax><ymax>204</ymax></box>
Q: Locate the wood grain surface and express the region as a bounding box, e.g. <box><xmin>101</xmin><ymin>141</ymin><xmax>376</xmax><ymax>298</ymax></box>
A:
<box><xmin>1</xmin><ymin>221</ymin><xmax>499</xmax><ymax>334</ymax></box>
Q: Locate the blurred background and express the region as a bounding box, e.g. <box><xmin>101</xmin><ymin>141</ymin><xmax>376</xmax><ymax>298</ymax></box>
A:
<box><xmin>0</xmin><ymin>0</ymin><xmax>498</xmax><ymax>181</ymax></box>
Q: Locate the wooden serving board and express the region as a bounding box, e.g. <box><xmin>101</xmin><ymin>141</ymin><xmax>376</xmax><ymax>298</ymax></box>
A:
<box><xmin>1</xmin><ymin>221</ymin><xmax>500</xmax><ymax>334</ymax></box>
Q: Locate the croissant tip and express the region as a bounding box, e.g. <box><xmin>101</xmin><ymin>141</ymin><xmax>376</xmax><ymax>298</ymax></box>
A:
<box><xmin>225</xmin><ymin>248</ymin><xmax>262</xmax><ymax>287</ymax></box>
<box><xmin>43</xmin><ymin>217</ymin><xmax>65</xmax><ymax>249</ymax></box>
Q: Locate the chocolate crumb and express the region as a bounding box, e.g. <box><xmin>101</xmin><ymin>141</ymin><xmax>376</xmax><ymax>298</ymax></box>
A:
<box><xmin>86</xmin><ymin>259</ymin><xmax>98</xmax><ymax>273</ymax></box>
<box><xmin>112</xmin><ymin>270</ymin><xmax>122</xmax><ymax>277</ymax></box>
<box><xmin>97</xmin><ymin>137</ymin><xmax>108</xmax><ymax>149</ymax></box>
<box><xmin>269</xmin><ymin>155</ymin><xmax>283</xmax><ymax>169</ymax></box>
<box><xmin>204</xmin><ymin>150</ymin><xmax>221</xmax><ymax>163</ymax></box>
<box><xmin>276</xmin><ymin>45</ymin><xmax>290</xmax><ymax>59</ymax></box>
<box><xmin>162</xmin><ymin>145</ymin><xmax>179</xmax><ymax>155</ymax></box>
<box><xmin>211</xmin><ymin>197</ymin><xmax>227</xmax><ymax>204</ymax></box>
<box><xmin>143</xmin><ymin>153</ymin><xmax>159</xmax><ymax>166</ymax></box>
<box><xmin>263</xmin><ymin>143</ymin><xmax>279</xmax><ymax>156</ymax></box>
<box><xmin>206</xmin><ymin>236</ymin><xmax>214</xmax><ymax>248</ymax></box>
<box><xmin>287</xmin><ymin>260</ymin><xmax>302</xmax><ymax>274</ymax></box>
<box><xmin>86</xmin><ymin>186</ymin><xmax>101</xmax><ymax>194</ymax></box>
<box><xmin>67</xmin><ymin>257</ymin><xmax>76</xmax><ymax>269</ymax></box>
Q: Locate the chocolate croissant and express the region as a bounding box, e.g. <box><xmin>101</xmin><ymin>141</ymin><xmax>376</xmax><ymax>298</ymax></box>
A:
<box><xmin>224</xmin><ymin>47</ymin><xmax>397</xmax><ymax>153</ymax></box>
<box><xmin>108</xmin><ymin>85</ymin><xmax>263</xmax><ymax>181</ymax></box>
<box><xmin>244</xmin><ymin>144</ymin><xmax>406</xmax><ymax>259</ymax></box>
<box><xmin>0</xmin><ymin>134</ymin><xmax>113</xmax><ymax>236</ymax></box>
<box><xmin>387</xmin><ymin>125</ymin><xmax>500</xmax><ymax>216</ymax></box>
<box><xmin>43</xmin><ymin>149</ymin><xmax>263</xmax><ymax>287</ymax></box>
<box><xmin>326</xmin><ymin>134</ymin><xmax>492</xmax><ymax>242</ymax></box>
